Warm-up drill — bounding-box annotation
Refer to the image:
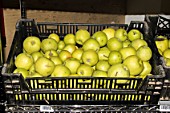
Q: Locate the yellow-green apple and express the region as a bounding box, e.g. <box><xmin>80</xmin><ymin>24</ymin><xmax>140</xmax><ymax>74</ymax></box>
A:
<box><xmin>119</xmin><ymin>47</ymin><xmax>136</xmax><ymax>60</ymax></box>
<box><xmin>164</xmin><ymin>58</ymin><xmax>170</xmax><ymax>66</ymax></box>
<box><xmin>98</xmin><ymin>47</ymin><xmax>110</xmax><ymax>60</ymax></box>
<box><xmin>35</xmin><ymin>56</ymin><xmax>55</xmax><ymax>77</ymax></box>
<box><xmin>107</xmin><ymin>37</ymin><xmax>123</xmax><ymax>51</ymax></box>
<box><xmin>102</xmin><ymin>27</ymin><xmax>115</xmax><ymax>40</ymax></box>
<box><xmin>96</xmin><ymin>60</ymin><xmax>110</xmax><ymax>72</ymax></box>
<box><xmin>92</xmin><ymin>70</ymin><xmax>107</xmax><ymax>77</ymax></box>
<box><xmin>31</xmin><ymin>51</ymin><xmax>43</xmax><ymax>62</ymax></box>
<box><xmin>64</xmin><ymin>58</ymin><xmax>81</xmax><ymax>74</ymax></box>
<box><xmin>108</xmin><ymin>51</ymin><xmax>122</xmax><ymax>65</ymax></box>
<box><xmin>155</xmin><ymin>35</ymin><xmax>169</xmax><ymax>53</ymax></box>
<box><xmin>57</xmin><ymin>40</ymin><xmax>65</xmax><ymax>50</ymax></box>
<box><xmin>63</xmin><ymin>44</ymin><xmax>77</xmax><ymax>54</ymax></box>
<box><xmin>41</xmin><ymin>38</ymin><xmax>58</xmax><ymax>53</ymax></box>
<box><xmin>82</xmin><ymin>49</ymin><xmax>98</xmax><ymax>66</ymax></box>
<box><xmin>50</xmin><ymin>56</ymin><xmax>62</xmax><ymax>65</ymax></box>
<box><xmin>58</xmin><ymin>50</ymin><xmax>72</xmax><ymax>62</ymax></box>
<box><xmin>64</xmin><ymin>33</ymin><xmax>76</xmax><ymax>45</ymax></box>
<box><xmin>108</xmin><ymin>63</ymin><xmax>130</xmax><ymax>84</ymax></box>
<box><xmin>127</xmin><ymin>29</ymin><xmax>142</xmax><ymax>41</ymax></box>
<box><xmin>114</xmin><ymin>28</ymin><xmax>127</xmax><ymax>41</ymax></box>
<box><xmin>92</xmin><ymin>31</ymin><xmax>108</xmax><ymax>47</ymax></box>
<box><xmin>123</xmin><ymin>55</ymin><xmax>144</xmax><ymax>76</ymax></box>
<box><xmin>15</xmin><ymin>53</ymin><xmax>33</xmax><ymax>70</ymax></box>
<box><xmin>72</xmin><ymin>48</ymin><xmax>84</xmax><ymax>63</ymax></box>
<box><xmin>75</xmin><ymin>29</ymin><xmax>90</xmax><ymax>45</ymax></box>
<box><xmin>163</xmin><ymin>48</ymin><xmax>170</xmax><ymax>59</ymax></box>
<box><xmin>77</xmin><ymin>64</ymin><xmax>93</xmax><ymax>77</ymax></box>
<box><xmin>139</xmin><ymin>61</ymin><xmax>152</xmax><ymax>77</ymax></box>
<box><xmin>23</xmin><ymin>36</ymin><xmax>41</xmax><ymax>54</ymax></box>
<box><xmin>13</xmin><ymin>68</ymin><xmax>29</xmax><ymax>79</ymax></box>
<box><xmin>48</xmin><ymin>33</ymin><xmax>60</xmax><ymax>43</ymax></box>
<box><xmin>44</xmin><ymin>50</ymin><xmax>58</xmax><ymax>59</ymax></box>
<box><xmin>51</xmin><ymin>64</ymin><xmax>71</xmax><ymax>77</ymax></box>
<box><xmin>131</xmin><ymin>38</ymin><xmax>148</xmax><ymax>50</ymax></box>
<box><xmin>136</xmin><ymin>45</ymin><xmax>152</xmax><ymax>61</ymax></box>
<box><xmin>29</xmin><ymin>64</ymin><xmax>35</xmax><ymax>74</ymax></box>
<box><xmin>123</xmin><ymin>40</ymin><xmax>131</xmax><ymax>48</ymax></box>
<box><xmin>82</xmin><ymin>38</ymin><xmax>100</xmax><ymax>52</ymax></box>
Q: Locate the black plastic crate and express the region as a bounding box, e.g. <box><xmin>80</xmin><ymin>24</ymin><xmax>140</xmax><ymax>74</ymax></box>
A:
<box><xmin>0</xmin><ymin>19</ymin><xmax>5</xmax><ymax>113</ymax></box>
<box><xmin>1</xmin><ymin>19</ymin><xmax>165</xmax><ymax>107</ymax></box>
<box><xmin>145</xmin><ymin>15</ymin><xmax>170</xmax><ymax>100</ymax></box>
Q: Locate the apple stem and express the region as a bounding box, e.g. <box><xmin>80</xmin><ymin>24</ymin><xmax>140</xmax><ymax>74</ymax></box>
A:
<box><xmin>133</xmin><ymin>32</ymin><xmax>136</xmax><ymax>35</ymax></box>
<box><xmin>103</xmin><ymin>55</ymin><xmax>108</xmax><ymax>58</ymax></box>
<box><xmin>87</xmin><ymin>59</ymin><xmax>91</xmax><ymax>62</ymax></box>
<box><xmin>115</xmin><ymin>72</ymin><xmax>118</xmax><ymax>77</ymax></box>
<box><xmin>80</xmin><ymin>71</ymin><xmax>84</xmax><ymax>75</ymax></box>
<box><xmin>31</xmin><ymin>41</ymin><xmax>35</xmax><ymax>45</ymax></box>
<box><xmin>49</xmin><ymin>51</ymin><xmax>53</xmax><ymax>56</ymax></box>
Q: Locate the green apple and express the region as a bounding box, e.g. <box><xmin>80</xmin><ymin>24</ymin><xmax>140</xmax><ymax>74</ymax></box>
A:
<box><xmin>64</xmin><ymin>58</ymin><xmax>81</xmax><ymax>74</ymax></box>
<box><xmin>102</xmin><ymin>27</ymin><xmax>115</xmax><ymax>40</ymax></box>
<box><xmin>77</xmin><ymin>64</ymin><xmax>93</xmax><ymax>77</ymax></box>
<box><xmin>96</xmin><ymin>60</ymin><xmax>110</xmax><ymax>72</ymax></box>
<box><xmin>51</xmin><ymin>64</ymin><xmax>71</xmax><ymax>77</ymax></box>
<box><xmin>72</xmin><ymin>48</ymin><xmax>84</xmax><ymax>63</ymax></box>
<box><xmin>107</xmin><ymin>37</ymin><xmax>123</xmax><ymax>51</ymax></box>
<box><xmin>164</xmin><ymin>58</ymin><xmax>170</xmax><ymax>66</ymax></box>
<box><xmin>75</xmin><ymin>29</ymin><xmax>90</xmax><ymax>45</ymax></box>
<box><xmin>82</xmin><ymin>49</ymin><xmax>99</xmax><ymax>66</ymax></box>
<box><xmin>155</xmin><ymin>35</ymin><xmax>169</xmax><ymax>53</ymax></box>
<box><xmin>98</xmin><ymin>47</ymin><xmax>110</xmax><ymax>61</ymax></box>
<box><xmin>57</xmin><ymin>40</ymin><xmax>65</xmax><ymax>50</ymax></box>
<box><xmin>35</xmin><ymin>57</ymin><xmax>55</xmax><ymax>77</ymax></box>
<box><xmin>163</xmin><ymin>48</ymin><xmax>170</xmax><ymax>59</ymax></box>
<box><xmin>82</xmin><ymin>38</ymin><xmax>100</xmax><ymax>52</ymax></box>
<box><xmin>64</xmin><ymin>33</ymin><xmax>76</xmax><ymax>45</ymax></box>
<box><xmin>169</xmin><ymin>39</ymin><xmax>170</xmax><ymax>48</ymax></box>
<box><xmin>44</xmin><ymin>50</ymin><xmax>58</xmax><ymax>59</ymax></box>
<box><xmin>131</xmin><ymin>38</ymin><xmax>148</xmax><ymax>50</ymax></box>
<box><xmin>41</xmin><ymin>38</ymin><xmax>58</xmax><ymax>53</ymax></box>
<box><xmin>63</xmin><ymin>44</ymin><xmax>77</xmax><ymax>54</ymax></box>
<box><xmin>92</xmin><ymin>70</ymin><xmax>107</xmax><ymax>77</ymax></box>
<box><xmin>29</xmin><ymin>64</ymin><xmax>35</xmax><ymax>74</ymax></box>
<box><xmin>23</xmin><ymin>36</ymin><xmax>41</xmax><ymax>54</ymax></box>
<box><xmin>123</xmin><ymin>55</ymin><xmax>144</xmax><ymax>76</ymax></box>
<box><xmin>48</xmin><ymin>33</ymin><xmax>60</xmax><ymax>43</ymax></box>
<box><xmin>15</xmin><ymin>53</ymin><xmax>33</xmax><ymax>70</ymax></box>
<box><xmin>31</xmin><ymin>51</ymin><xmax>43</xmax><ymax>62</ymax></box>
<box><xmin>13</xmin><ymin>68</ymin><xmax>29</xmax><ymax>79</ymax></box>
<box><xmin>127</xmin><ymin>29</ymin><xmax>142</xmax><ymax>41</ymax></box>
<box><xmin>123</xmin><ymin>40</ymin><xmax>131</xmax><ymax>48</ymax></box>
<box><xmin>92</xmin><ymin>31</ymin><xmax>108</xmax><ymax>47</ymax></box>
<box><xmin>108</xmin><ymin>51</ymin><xmax>122</xmax><ymax>65</ymax></box>
<box><xmin>114</xmin><ymin>28</ymin><xmax>127</xmax><ymax>41</ymax></box>
<box><xmin>58</xmin><ymin>50</ymin><xmax>72</xmax><ymax>62</ymax></box>
<box><xmin>50</xmin><ymin>56</ymin><xmax>62</xmax><ymax>65</ymax></box>
<box><xmin>139</xmin><ymin>61</ymin><xmax>152</xmax><ymax>77</ymax></box>
<box><xmin>120</xmin><ymin>47</ymin><xmax>136</xmax><ymax>60</ymax></box>
<box><xmin>136</xmin><ymin>45</ymin><xmax>152</xmax><ymax>61</ymax></box>
<box><xmin>108</xmin><ymin>63</ymin><xmax>130</xmax><ymax>84</ymax></box>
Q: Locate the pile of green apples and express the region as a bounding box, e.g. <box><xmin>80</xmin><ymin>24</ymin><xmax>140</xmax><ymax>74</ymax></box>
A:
<box><xmin>155</xmin><ymin>35</ymin><xmax>170</xmax><ymax>66</ymax></box>
<box><xmin>13</xmin><ymin>27</ymin><xmax>153</xmax><ymax>86</ymax></box>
